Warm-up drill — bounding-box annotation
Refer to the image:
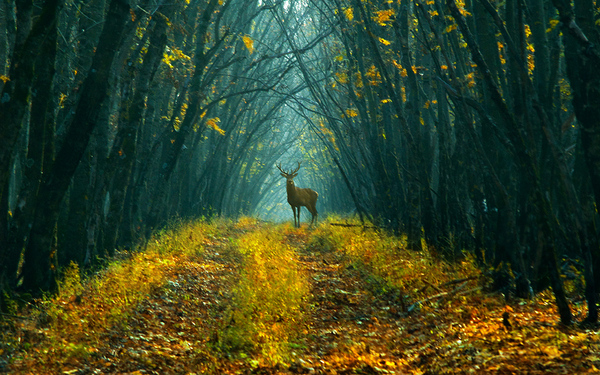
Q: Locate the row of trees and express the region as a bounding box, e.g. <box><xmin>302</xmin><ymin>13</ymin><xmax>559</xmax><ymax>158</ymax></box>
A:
<box><xmin>1</xmin><ymin>0</ymin><xmax>599</xmax><ymax>325</ymax></box>
<box><xmin>288</xmin><ymin>0</ymin><xmax>600</xmax><ymax>325</ymax></box>
<box><xmin>0</xmin><ymin>0</ymin><xmax>350</xmax><ymax>303</ymax></box>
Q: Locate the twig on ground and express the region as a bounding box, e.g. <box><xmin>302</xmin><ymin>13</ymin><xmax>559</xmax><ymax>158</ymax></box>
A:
<box><xmin>329</xmin><ymin>223</ymin><xmax>378</xmax><ymax>229</ymax></box>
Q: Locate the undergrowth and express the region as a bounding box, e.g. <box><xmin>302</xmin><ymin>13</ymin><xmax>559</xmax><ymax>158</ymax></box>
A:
<box><xmin>217</xmin><ymin>223</ymin><xmax>309</xmax><ymax>366</ymax></box>
<box><xmin>3</xmin><ymin>216</ymin><xmax>490</xmax><ymax>373</ymax></box>
<box><xmin>6</xmin><ymin>219</ymin><xmax>215</xmax><ymax>364</ymax></box>
<box><xmin>310</xmin><ymin>216</ymin><xmax>481</xmax><ymax>309</ymax></box>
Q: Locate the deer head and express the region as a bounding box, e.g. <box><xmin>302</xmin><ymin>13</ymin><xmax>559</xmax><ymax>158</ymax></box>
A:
<box><xmin>277</xmin><ymin>162</ymin><xmax>318</xmax><ymax>227</ymax></box>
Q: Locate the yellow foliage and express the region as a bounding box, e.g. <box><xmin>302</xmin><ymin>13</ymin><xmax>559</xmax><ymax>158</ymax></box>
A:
<box><xmin>527</xmin><ymin>44</ymin><xmax>535</xmax><ymax>74</ymax></box>
<box><xmin>242</xmin><ymin>35</ymin><xmax>254</xmax><ymax>54</ymax></box>
<box><xmin>456</xmin><ymin>0</ymin><xmax>471</xmax><ymax>16</ymax></box>
<box><xmin>366</xmin><ymin>64</ymin><xmax>381</xmax><ymax>85</ymax></box>
<box><xmin>344</xmin><ymin>7</ymin><xmax>354</xmax><ymax>21</ymax></box>
<box><xmin>466</xmin><ymin>72</ymin><xmax>476</xmax><ymax>88</ymax></box>
<box><xmin>162</xmin><ymin>47</ymin><xmax>191</xmax><ymax>69</ymax></box>
<box><xmin>336</xmin><ymin>71</ymin><xmax>349</xmax><ymax>84</ymax></box>
<box><xmin>354</xmin><ymin>72</ymin><xmax>364</xmax><ymax>88</ymax></box>
<box><xmin>222</xmin><ymin>227</ymin><xmax>308</xmax><ymax>364</ymax></box>
<box><xmin>445</xmin><ymin>24</ymin><xmax>457</xmax><ymax>33</ymax></box>
<box><xmin>0</xmin><ymin>75</ymin><xmax>9</xmax><ymax>83</ymax></box>
<box><xmin>378</xmin><ymin>37</ymin><xmax>391</xmax><ymax>46</ymax></box>
<box><xmin>58</xmin><ymin>93</ymin><xmax>67</xmax><ymax>108</ymax></box>
<box><xmin>374</xmin><ymin>9</ymin><xmax>394</xmax><ymax>26</ymax></box>
<box><xmin>346</xmin><ymin>108</ymin><xmax>358</xmax><ymax>117</ymax></box>
<box><xmin>207</xmin><ymin>117</ymin><xmax>226</xmax><ymax>135</ymax></box>
<box><xmin>547</xmin><ymin>19</ymin><xmax>560</xmax><ymax>33</ymax></box>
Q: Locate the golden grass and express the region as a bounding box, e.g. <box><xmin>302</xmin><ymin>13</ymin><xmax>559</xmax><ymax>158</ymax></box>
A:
<box><xmin>217</xmin><ymin>223</ymin><xmax>309</xmax><ymax>365</ymax></box>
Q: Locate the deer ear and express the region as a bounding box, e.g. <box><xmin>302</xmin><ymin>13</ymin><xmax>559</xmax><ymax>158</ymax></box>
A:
<box><xmin>292</xmin><ymin>173</ymin><xmax>298</xmax><ymax>178</ymax></box>
<box><xmin>280</xmin><ymin>173</ymin><xmax>286</xmax><ymax>178</ymax></box>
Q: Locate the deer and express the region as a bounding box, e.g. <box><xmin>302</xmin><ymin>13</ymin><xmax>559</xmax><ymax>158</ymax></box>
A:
<box><xmin>277</xmin><ymin>162</ymin><xmax>318</xmax><ymax>228</ymax></box>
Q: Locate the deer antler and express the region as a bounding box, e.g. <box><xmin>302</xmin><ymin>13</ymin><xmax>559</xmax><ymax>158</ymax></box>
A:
<box><xmin>276</xmin><ymin>163</ymin><xmax>287</xmax><ymax>175</ymax></box>
<box><xmin>290</xmin><ymin>161</ymin><xmax>301</xmax><ymax>175</ymax></box>
<box><xmin>276</xmin><ymin>162</ymin><xmax>301</xmax><ymax>176</ymax></box>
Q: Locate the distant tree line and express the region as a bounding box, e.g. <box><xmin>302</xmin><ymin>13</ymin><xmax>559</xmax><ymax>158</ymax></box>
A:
<box><xmin>1</xmin><ymin>0</ymin><xmax>599</xmax><ymax>325</ymax></box>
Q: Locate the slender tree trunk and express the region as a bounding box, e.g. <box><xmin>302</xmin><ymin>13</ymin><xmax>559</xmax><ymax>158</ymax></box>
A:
<box><xmin>448</xmin><ymin>0</ymin><xmax>571</xmax><ymax>323</ymax></box>
<box><xmin>104</xmin><ymin>6</ymin><xmax>172</xmax><ymax>254</ymax></box>
<box><xmin>20</xmin><ymin>0</ymin><xmax>130</xmax><ymax>293</ymax></box>
<box><xmin>551</xmin><ymin>0</ymin><xmax>600</xmax><ymax>324</ymax></box>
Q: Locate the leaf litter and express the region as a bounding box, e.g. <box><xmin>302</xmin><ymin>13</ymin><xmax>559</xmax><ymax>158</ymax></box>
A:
<box><xmin>1</xmin><ymin>218</ymin><xmax>599</xmax><ymax>374</ymax></box>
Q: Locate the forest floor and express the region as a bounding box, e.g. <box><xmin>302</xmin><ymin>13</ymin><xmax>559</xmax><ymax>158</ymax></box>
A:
<box><xmin>1</xmin><ymin>217</ymin><xmax>600</xmax><ymax>374</ymax></box>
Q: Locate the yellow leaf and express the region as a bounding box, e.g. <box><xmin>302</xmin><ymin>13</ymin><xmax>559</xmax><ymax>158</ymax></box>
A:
<box><xmin>346</xmin><ymin>108</ymin><xmax>358</xmax><ymax>117</ymax></box>
<box><xmin>547</xmin><ymin>19</ymin><xmax>560</xmax><ymax>33</ymax></box>
<box><xmin>445</xmin><ymin>24</ymin><xmax>457</xmax><ymax>33</ymax></box>
<box><xmin>207</xmin><ymin>117</ymin><xmax>226</xmax><ymax>135</ymax></box>
<box><xmin>0</xmin><ymin>75</ymin><xmax>9</xmax><ymax>83</ymax></box>
<box><xmin>344</xmin><ymin>7</ymin><xmax>354</xmax><ymax>21</ymax></box>
<box><xmin>456</xmin><ymin>0</ymin><xmax>471</xmax><ymax>16</ymax></box>
<box><xmin>242</xmin><ymin>35</ymin><xmax>254</xmax><ymax>54</ymax></box>
<box><xmin>381</xmin><ymin>99</ymin><xmax>392</xmax><ymax>104</ymax></box>
<box><xmin>378</xmin><ymin>37</ymin><xmax>391</xmax><ymax>46</ymax></box>
<box><xmin>374</xmin><ymin>9</ymin><xmax>394</xmax><ymax>26</ymax></box>
<box><xmin>336</xmin><ymin>72</ymin><xmax>348</xmax><ymax>84</ymax></box>
<box><xmin>424</xmin><ymin>100</ymin><xmax>430</xmax><ymax>109</ymax></box>
<box><xmin>58</xmin><ymin>93</ymin><xmax>67</xmax><ymax>108</ymax></box>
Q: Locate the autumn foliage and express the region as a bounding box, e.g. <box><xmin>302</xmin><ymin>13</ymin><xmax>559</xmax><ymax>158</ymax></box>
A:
<box><xmin>1</xmin><ymin>217</ymin><xmax>598</xmax><ymax>374</ymax></box>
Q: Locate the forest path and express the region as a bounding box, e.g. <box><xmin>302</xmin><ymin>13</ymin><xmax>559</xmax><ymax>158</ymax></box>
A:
<box><xmin>287</xmin><ymin>229</ymin><xmax>407</xmax><ymax>373</ymax></box>
<box><xmin>4</xmin><ymin>220</ymin><xmax>599</xmax><ymax>374</ymax></box>
<box><xmin>27</xmin><ymin>224</ymin><xmax>413</xmax><ymax>374</ymax></box>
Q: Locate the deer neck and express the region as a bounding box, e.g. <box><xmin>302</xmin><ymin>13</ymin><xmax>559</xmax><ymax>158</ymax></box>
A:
<box><xmin>286</xmin><ymin>181</ymin><xmax>300</xmax><ymax>201</ymax></box>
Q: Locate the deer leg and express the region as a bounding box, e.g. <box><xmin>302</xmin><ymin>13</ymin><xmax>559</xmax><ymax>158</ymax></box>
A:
<box><xmin>297</xmin><ymin>207</ymin><xmax>301</xmax><ymax>227</ymax></box>
<box><xmin>310</xmin><ymin>208</ymin><xmax>318</xmax><ymax>227</ymax></box>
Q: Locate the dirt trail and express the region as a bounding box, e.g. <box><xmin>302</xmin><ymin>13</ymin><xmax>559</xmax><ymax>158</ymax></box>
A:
<box><xmin>68</xmin><ymin>227</ymin><xmax>409</xmax><ymax>374</ymax></box>
<box><xmin>289</xmin><ymin>230</ymin><xmax>407</xmax><ymax>374</ymax></box>
<box><xmin>7</xmin><ymin>224</ymin><xmax>595</xmax><ymax>374</ymax></box>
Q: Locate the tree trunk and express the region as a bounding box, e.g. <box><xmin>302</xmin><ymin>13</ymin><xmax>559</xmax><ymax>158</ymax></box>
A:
<box><xmin>20</xmin><ymin>0</ymin><xmax>130</xmax><ymax>293</ymax></box>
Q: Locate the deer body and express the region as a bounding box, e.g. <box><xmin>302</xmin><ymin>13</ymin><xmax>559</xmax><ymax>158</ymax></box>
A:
<box><xmin>278</xmin><ymin>162</ymin><xmax>318</xmax><ymax>227</ymax></box>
